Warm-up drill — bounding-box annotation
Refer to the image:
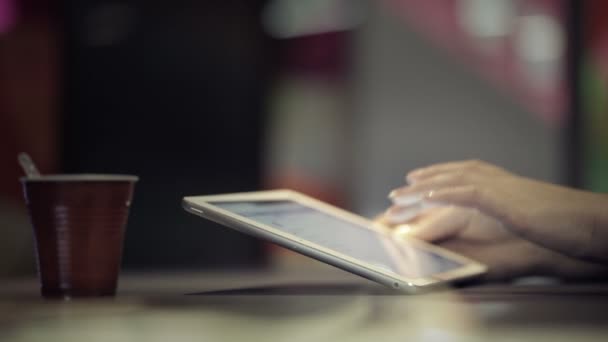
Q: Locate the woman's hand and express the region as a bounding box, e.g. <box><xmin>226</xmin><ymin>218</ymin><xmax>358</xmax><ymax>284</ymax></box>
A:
<box><xmin>389</xmin><ymin>160</ymin><xmax>608</xmax><ymax>262</ymax></box>
<box><xmin>377</xmin><ymin>206</ymin><xmax>608</xmax><ymax>281</ymax></box>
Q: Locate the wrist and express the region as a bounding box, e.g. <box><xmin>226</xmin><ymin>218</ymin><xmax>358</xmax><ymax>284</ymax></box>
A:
<box><xmin>524</xmin><ymin>242</ymin><xmax>557</xmax><ymax>277</ymax></box>
<box><xmin>584</xmin><ymin>194</ymin><xmax>608</xmax><ymax>262</ymax></box>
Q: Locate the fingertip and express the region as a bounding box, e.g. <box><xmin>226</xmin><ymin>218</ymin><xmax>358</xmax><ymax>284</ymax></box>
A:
<box><xmin>392</xmin><ymin>224</ymin><xmax>429</xmax><ymax>242</ymax></box>
<box><xmin>405</xmin><ymin>177</ymin><xmax>415</xmax><ymax>186</ymax></box>
<box><xmin>388</xmin><ymin>190</ymin><xmax>398</xmax><ymax>199</ymax></box>
<box><xmin>388</xmin><ymin>187</ymin><xmax>410</xmax><ymax>197</ymax></box>
<box><xmin>400</xmin><ymin>224</ymin><xmax>432</xmax><ymax>241</ymax></box>
<box><xmin>405</xmin><ymin>171</ymin><xmax>420</xmax><ymax>184</ymax></box>
<box><xmin>393</xmin><ymin>224</ymin><xmax>414</xmax><ymax>238</ymax></box>
<box><xmin>390</xmin><ymin>193</ymin><xmax>423</xmax><ymax>206</ymax></box>
<box><xmin>408</xmin><ymin>168</ymin><xmax>424</xmax><ymax>177</ymax></box>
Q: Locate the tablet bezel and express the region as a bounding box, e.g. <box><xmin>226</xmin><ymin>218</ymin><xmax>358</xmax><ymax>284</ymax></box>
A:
<box><xmin>183</xmin><ymin>189</ymin><xmax>486</xmax><ymax>292</ymax></box>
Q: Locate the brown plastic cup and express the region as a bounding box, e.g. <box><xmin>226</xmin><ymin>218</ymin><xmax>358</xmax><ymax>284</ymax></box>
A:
<box><xmin>21</xmin><ymin>174</ymin><xmax>138</xmax><ymax>299</ymax></box>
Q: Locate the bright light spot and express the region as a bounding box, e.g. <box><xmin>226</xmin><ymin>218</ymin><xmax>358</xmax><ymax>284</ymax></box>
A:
<box><xmin>515</xmin><ymin>13</ymin><xmax>564</xmax><ymax>89</ymax></box>
<box><xmin>516</xmin><ymin>14</ymin><xmax>565</xmax><ymax>63</ymax></box>
<box><xmin>458</xmin><ymin>0</ymin><xmax>516</xmax><ymax>38</ymax></box>
<box><xmin>262</xmin><ymin>0</ymin><xmax>366</xmax><ymax>39</ymax></box>
<box><xmin>393</xmin><ymin>224</ymin><xmax>413</xmax><ymax>238</ymax></box>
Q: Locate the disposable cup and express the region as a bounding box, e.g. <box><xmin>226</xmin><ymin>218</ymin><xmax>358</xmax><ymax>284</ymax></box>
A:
<box><xmin>21</xmin><ymin>174</ymin><xmax>138</xmax><ymax>298</ymax></box>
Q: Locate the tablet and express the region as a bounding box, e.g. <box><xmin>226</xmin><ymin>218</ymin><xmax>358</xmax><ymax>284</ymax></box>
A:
<box><xmin>182</xmin><ymin>190</ymin><xmax>486</xmax><ymax>292</ymax></box>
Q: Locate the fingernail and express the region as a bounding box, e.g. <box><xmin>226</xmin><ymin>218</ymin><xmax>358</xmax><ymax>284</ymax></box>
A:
<box><xmin>384</xmin><ymin>205</ymin><xmax>424</xmax><ymax>224</ymax></box>
<box><xmin>390</xmin><ymin>194</ymin><xmax>423</xmax><ymax>206</ymax></box>
<box><xmin>388</xmin><ymin>190</ymin><xmax>398</xmax><ymax>198</ymax></box>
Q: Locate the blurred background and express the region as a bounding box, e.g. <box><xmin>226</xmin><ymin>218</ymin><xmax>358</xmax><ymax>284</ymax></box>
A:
<box><xmin>1</xmin><ymin>0</ymin><xmax>606</xmax><ymax>276</ymax></box>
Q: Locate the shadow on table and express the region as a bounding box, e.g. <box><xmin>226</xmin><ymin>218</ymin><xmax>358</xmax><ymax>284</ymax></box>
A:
<box><xmin>142</xmin><ymin>282</ymin><xmax>416</xmax><ymax>318</ymax></box>
<box><xmin>187</xmin><ymin>283</ymin><xmax>403</xmax><ymax>296</ymax></box>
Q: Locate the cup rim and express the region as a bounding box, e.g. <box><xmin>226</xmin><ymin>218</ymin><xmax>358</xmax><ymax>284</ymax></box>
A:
<box><xmin>20</xmin><ymin>174</ymin><xmax>139</xmax><ymax>182</ymax></box>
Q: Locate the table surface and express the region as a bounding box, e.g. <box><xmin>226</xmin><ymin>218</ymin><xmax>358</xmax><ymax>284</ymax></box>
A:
<box><xmin>2</xmin><ymin>263</ymin><xmax>608</xmax><ymax>342</ymax></box>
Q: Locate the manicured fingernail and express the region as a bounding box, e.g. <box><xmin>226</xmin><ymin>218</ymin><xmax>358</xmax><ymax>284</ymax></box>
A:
<box><xmin>384</xmin><ymin>206</ymin><xmax>424</xmax><ymax>224</ymax></box>
<box><xmin>390</xmin><ymin>194</ymin><xmax>423</xmax><ymax>206</ymax></box>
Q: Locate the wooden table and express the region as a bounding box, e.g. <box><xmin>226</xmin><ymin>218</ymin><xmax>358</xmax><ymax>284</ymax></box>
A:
<box><xmin>2</xmin><ymin>264</ymin><xmax>608</xmax><ymax>341</ymax></box>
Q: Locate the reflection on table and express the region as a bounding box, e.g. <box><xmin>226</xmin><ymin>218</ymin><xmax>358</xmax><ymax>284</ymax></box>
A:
<box><xmin>2</xmin><ymin>263</ymin><xmax>608</xmax><ymax>342</ymax></box>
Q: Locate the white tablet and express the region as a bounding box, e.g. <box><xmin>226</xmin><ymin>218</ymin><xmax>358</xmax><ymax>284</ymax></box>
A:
<box><xmin>183</xmin><ymin>190</ymin><xmax>486</xmax><ymax>292</ymax></box>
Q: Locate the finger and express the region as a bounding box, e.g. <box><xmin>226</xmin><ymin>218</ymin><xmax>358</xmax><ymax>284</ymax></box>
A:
<box><xmin>404</xmin><ymin>206</ymin><xmax>470</xmax><ymax>242</ymax></box>
<box><xmin>391</xmin><ymin>173</ymin><xmax>469</xmax><ymax>198</ymax></box>
<box><xmin>382</xmin><ymin>202</ymin><xmax>441</xmax><ymax>225</ymax></box>
<box><xmin>406</xmin><ymin>159</ymin><xmax>501</xmax><ymax>185</ymax></box>
<box><xmin>425</xmin><ymin>185</ymin><xmax>482</xmax><ymax>207</ymax></box>
<box><xmin>424</xmin><ymin>185</ymin><xmax>506</xmax><ymax>225</ymax></box>
<box><xmin>378</xmin><ymin>206</ymin><xmax>441</xmax><ymax>228</ymax></box>
<box><xmin>407</xmin><ymin>160</ymin><xmax>483</xmax><ymax>183</ymax></box>
<box><xmin>388</xmin><ymin>192</ymin><xmax>424</xmax><ymax>206</ymax></box>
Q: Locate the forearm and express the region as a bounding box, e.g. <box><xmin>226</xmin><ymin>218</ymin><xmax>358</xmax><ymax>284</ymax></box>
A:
<box><xmin>584</xmin><ymin>194</ymin><xmax>608</xmax><ymax>263</ymax></box>
<box><xmin>525</xmin><ymin>237</ymin><xmax>608</xmax><ymax>280</ymax></box>
<box><xmin>548</xmin><ymin>255</ymin><xmax>608</xmax><ymax>281</ymax></box>
<box><xmin>508</xmin><ymin>190</ymin><xmax>608</xmax><ymax>264</ymax></box>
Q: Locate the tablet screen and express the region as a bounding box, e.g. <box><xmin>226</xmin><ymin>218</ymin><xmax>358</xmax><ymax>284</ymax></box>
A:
<box><xmin>212</xmin><ymin>200</ymin><xmax>464</xmax><ymax>278</ymax></box>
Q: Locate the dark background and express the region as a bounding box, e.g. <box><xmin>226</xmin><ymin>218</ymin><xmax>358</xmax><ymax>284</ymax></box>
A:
<box><xmin>1</xmin><ymin>0</ymin><xmax>607</xmax><ymax>275</ymax></box>
<box><xmin>61</xmin><ymin>0</ymin><xmax>275</xmax><ymax>268</ymax></box>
